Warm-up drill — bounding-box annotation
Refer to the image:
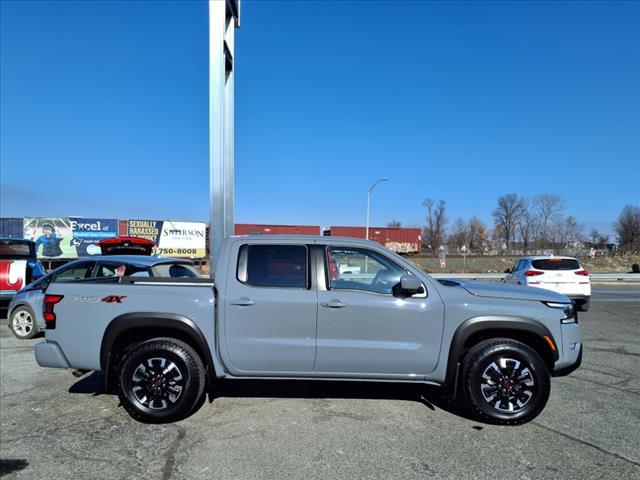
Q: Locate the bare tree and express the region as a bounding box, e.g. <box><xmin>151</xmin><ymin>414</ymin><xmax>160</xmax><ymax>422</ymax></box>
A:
<box><xmin>448</xmin><ymin>218</ymin><xmax>468</xmax><ymax>251</ymax></box>
<box><xmin>556</xmin><ymin>215</ymin><xmax>582</xmax><ymax>247</ymax></box>
<box><xmin>516</xmin><ymin>197</ymin><xmax>537</xmax><ymax>253</ymax></box>
<box><xmin>422</xmin><ymin>198</ymin><xmax>447</xmax><ymax>251</ymax></box>
<box><xmin>615</xmin><ymin>205</ymin><xmax>640</xmax><ymax>251</ymax></box>
<box><xmin>533</xmin><ymin>194</ymin><xmax>565</xmax><ymax>248</ymax></box>
<box><xmin>589</xmin><ymin>228</ymin><xmax>600</xmax><ymax>246</ymax></box>
<box><xmin>467</xmin><ymin>217</ymin><xmax>488</xmax><ymax>253</ymax></box>
<box><xmin>387</xmin><ymin>219</ymin><xmax>402</xmax><ymax>228</ymax></box>
<box><xmin>492</xmin><ymin>193</ymin><xmax>523</xmax><ymax>250</ymax></box>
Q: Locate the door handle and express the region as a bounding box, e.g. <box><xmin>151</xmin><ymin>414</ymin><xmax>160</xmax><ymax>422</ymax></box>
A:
<box><xmin>321</xmin><ymin>300</ymin><xmax>347</xmax><ymax>308</ymax></box>
<box><xmin>229</xmin><ymin>297</ymin><xmax>255</xmax><ymax>306</ymax></box>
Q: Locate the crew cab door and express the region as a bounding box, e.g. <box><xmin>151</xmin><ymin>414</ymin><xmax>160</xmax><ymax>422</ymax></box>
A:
<box><xmin>315</xmin><ymin>246</ymin><xmax>444</xmax><ymax>377</ymax></box>
<box><xmin>221</xmin><ymin>242</ymin><xmax>317</xmax><ymax>373</ymax></box>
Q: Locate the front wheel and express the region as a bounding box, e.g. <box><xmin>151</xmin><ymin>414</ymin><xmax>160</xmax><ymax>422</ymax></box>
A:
<box><xmin>118</xmin><ymin>338</ymin><xmax>206</xmax><ymax>423</ymax></box>
<box><xmin>461</xmin><ymin>338</ymin><xmax>550</xmax><ymax>425</ymax></box>
<box><xmin>10</xmin><ymin>306</ymin><xmax>38</xmax><ymax>339</ymax></box>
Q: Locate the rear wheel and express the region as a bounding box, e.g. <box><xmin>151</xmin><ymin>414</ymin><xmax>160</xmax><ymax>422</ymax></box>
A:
<box><xmin>10</xmin><ymin>306</ymin><xmax>38</xmax><ymax>339</ymax></box>
<box><xmin>461</xmin><ymin>338</ymin><xmax>550</xmax><ymax>425</ymax></box>
<box><xmin>118</xmin><ymin>338</ymin><xmax>206</xmax><ymax>423</ymax></box>
<box><xmin>576</xmin><ymin>299</ymin><xmax>590</xmax><ymax>312</ymax></box>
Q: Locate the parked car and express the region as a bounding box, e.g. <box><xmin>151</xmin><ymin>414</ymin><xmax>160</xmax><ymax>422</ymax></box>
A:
<box><xmin>0</xmin><ymin>238</ymin><xmax>45</xmax><ymax>321</ymax></box>
<box><xmin>7</xmin><ymin>255</ymin><xmax>200</xmax><ymax>339</ymax></box>
<box><xmin>503</xmin><ymin>256</ymin><xmax>591</xmax><ymax>311</ymax></box>
<box><xmin>36</xmin><ymin>236</ymin><xmax>581</xmax><ymax>425</ymax></box>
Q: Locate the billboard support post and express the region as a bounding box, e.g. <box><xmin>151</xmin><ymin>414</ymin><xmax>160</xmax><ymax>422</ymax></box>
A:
<box><xmin>209</xmin><ymin>0</ymin><xmax>240</xmax><ymax>274</ymax></box>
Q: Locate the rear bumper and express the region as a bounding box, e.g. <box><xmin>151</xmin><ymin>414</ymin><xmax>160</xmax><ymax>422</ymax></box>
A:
<box><xmin>568</xmin><ymin>295</ymin><xmax>590</xmax><ymax>304</ymax></box>
<box><xmin>35</xmin><ymin>341</ymin><xmax>71</xmax><ymax>369</ymax></box>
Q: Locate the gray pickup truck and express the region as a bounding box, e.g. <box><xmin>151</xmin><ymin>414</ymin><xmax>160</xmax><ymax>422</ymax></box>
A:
<box><xmin>35</xmin><ymin>235</ymin><xmax>582</xmax><ymax>424</ymax></box>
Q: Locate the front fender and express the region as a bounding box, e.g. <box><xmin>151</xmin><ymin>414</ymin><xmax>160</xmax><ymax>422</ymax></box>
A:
<box><xmin>445</xmin><ymin>315</ymin><xmax>559</xmax><ymax>397</ymax></box>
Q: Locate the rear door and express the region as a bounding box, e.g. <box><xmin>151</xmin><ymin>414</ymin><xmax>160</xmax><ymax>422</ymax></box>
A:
<box><xmin>315</xmin><ymin>245</ymin><xmax>444</xmax><ymax>376</ymax></box>
<box><xmin>530</xmin><ymin>258</ymin><xmax>581</xmax><ymax>294</ymax></box>
<box><xmin>221</xmin><ymin>242</ymin><xmax>318</xmax><ymax>373</ymax></box>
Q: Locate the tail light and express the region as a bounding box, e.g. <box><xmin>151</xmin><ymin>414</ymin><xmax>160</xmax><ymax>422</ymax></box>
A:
<box><xmin>574</xmin><ymin>270</ymin><xmax>589</xmax><ymax>276</ymax></box>
<box><xmin>525</xmin><ymin>270</ymin><xmax>544</xmax><ymax>277</ymax></box>
<box><xmin>43</xmin><ymin>294</ymin><xmax>64</xmax><ymax>329</ymax></box>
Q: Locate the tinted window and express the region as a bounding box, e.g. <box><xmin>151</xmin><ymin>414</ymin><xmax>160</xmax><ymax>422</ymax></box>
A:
<box><xmin>531</xmin><ymin>259</ymin><xmax>581</xmax><ymax>271</ymax></box>
<box><xmin>152</xmin><ymin>264</ymin><xmax>199</xmax><ymax>278</ymax></box>
<box><xmin>96</xmin><ymin>263</ymin><xmax>148</xmax><ymax>278</ymax></box>
<box><xmin>54</xmin><ymin>263</ymin><xmax>94</xmax><ymax>281</ymax></box>
<box><xmin>0</xmin><ymin>241</ymin><xmax>32</xmax><ymax>259</ymax></box>
<box><xmin>240</xmin><ymin>245</ymin><xmax>307</xmax><ymax>288</ymax></box>
<box><xmin>326</xmin><ymin>247</ymin><xmax>405</xmax><ymax>294</ymax></box>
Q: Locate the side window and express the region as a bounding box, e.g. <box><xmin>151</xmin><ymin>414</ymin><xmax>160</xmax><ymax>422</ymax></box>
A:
<box><xmin>96</xmin><ymin>263</ymin><xmax>148</xmax><ymax>278</ymax></box>
<box><xmin>237</xmin><ymin>244</ymin><xmax>307</xmax><ymax>288</ymax></box>
<box><xmin>326</xmin><ymin>247</ymin><xmax>405</xmax><ymax>294</ymax></box>
<box><xmin>54</xmin><ymin>262</ymin><xmax>94</xmax><ymax>282</ymax></box>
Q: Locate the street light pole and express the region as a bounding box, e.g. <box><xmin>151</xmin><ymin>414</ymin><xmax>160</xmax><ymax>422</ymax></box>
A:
<box><xmin>365</xmin><ymin>177</ymin><xmax>388</xmax><ymax>240</ymax></box>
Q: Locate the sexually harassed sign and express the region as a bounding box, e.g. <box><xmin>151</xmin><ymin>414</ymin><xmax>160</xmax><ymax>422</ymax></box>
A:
<box><xmin>23</xmin><ymin>217</ymin><xmax>117</xmax><ymax>258</ymax></box>
<box><xmin>127</xmin><ymin>220</ymin><xmax>206</xmax><ymax>258</ymax></box>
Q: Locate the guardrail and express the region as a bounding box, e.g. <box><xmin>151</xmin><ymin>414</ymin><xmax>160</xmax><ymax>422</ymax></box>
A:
<box><xmin>431</xmin><ymin>273</ymin><xmax>640</xmax><ymax>282</ymax></box>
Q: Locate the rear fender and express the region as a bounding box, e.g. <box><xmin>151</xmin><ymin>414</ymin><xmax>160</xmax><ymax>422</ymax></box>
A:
<box><xmin>100</xmin><ymin>312</ymin><xmax>218</xmax><ymax>391</ymax></box>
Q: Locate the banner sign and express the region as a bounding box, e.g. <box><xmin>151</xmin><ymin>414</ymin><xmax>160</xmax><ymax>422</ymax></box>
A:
<box><xmin>24</xmin><ymin>217</ymin><xmax>75</xmax><ymax>258</ymax></box>
<box><xmin>128</xmin><ymin>220</ymin><xmax>206</xmax><ymax>258</ymax></box>
<box><xmin>23</xmin><ymin>217</ymin><xmax>117</xmax><ymax>258</ymax></box>
<box><xmin>69</xmin><ymin>218</ymin><xmax>118</xmax><ymax>256</ymax></box>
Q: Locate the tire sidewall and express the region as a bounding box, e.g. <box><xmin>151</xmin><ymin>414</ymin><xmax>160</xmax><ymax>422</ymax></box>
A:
<box><xmin>464</xmin><ymin>341</ymin><xmax>550</xmax><ymax>424</ymax></box>
<box><xmin>119</xmin><ymin>340</ymin><xmax>202</xmax><ymax>423</ymax></box>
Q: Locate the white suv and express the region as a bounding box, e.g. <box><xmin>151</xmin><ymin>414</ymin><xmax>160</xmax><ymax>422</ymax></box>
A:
<box><xmin>504</xmin><ymin>256</ymin><xmax>591</xmax><ymax>311</ymax></box>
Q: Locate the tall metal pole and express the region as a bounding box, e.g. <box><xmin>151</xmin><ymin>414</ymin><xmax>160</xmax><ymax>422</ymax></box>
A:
<box><xmin>209</xmin><ymin>0</ymin><xmax>239</xmax><ymax>274</ymax></box>
<box><xmin>365</xmin><ymin>177</ymin><xmax>388</xmax><ymax>240</ymax></box>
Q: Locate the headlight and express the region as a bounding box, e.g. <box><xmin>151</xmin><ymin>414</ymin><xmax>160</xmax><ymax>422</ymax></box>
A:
<box><xmin>543</xmin><ymin>301</ymin><xmax>577</xmax><ymax>324</ymax></box>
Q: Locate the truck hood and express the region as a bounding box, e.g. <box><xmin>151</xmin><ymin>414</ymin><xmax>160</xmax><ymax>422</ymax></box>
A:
<box><xmin>457</xmin><ymin>281</ymin><xmax>570</xmax><ymax>303</ymax></box>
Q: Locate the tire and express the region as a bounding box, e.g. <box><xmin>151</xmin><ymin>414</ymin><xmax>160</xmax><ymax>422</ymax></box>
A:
<box><xmin>9</xmin><ymin>306</ymin><xmax>38</xmax><ymax>339</ymax></box>
<box><xmin>577</xmin><ymin>300</ymin><xmax>590</xmax><ymax>312</ymax></box>
<box><xmin>461</xmin><ymin>338</ymin><xmax>550</xmax><ymax>425</ymax></box>
<box><xmin>118</xmin><ymin>338</ymin><xmax>206</xmax><ymax>423</ymax></box>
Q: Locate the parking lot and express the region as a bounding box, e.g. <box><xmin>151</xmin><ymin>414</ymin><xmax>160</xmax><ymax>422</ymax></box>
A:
<box><xmin>1</xmin><ymin>285</ymin><xmax>639</xmax><ymax>480</ymax></box>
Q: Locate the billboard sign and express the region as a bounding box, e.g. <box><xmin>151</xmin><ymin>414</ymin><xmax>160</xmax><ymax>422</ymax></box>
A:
<box><xmin>23</xmin><ymin>217</ymin><xmax>75</xmax><ymax>258</ymax></box>
<box><xmin>127</xmin><ymin>220</ymin><xmax>206</xmax><ymax>258</ymax></box>
<box><xmin>69</xmin><ymin>218</ymin><xmax>118</xmax><ymax>256</ymax></box>
<box><xmin>23</xmin><ymin>217</ymin><xmax>117</xmax><ymax>258</ymax></box>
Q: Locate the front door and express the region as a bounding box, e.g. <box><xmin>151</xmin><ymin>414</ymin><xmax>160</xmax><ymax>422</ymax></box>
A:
<box><xmin>223</xmin><ymin>243</ymin><xmax>317</xmax><ymax>373</ymax></box>
<box><xmin>315</xmin><ymin>246</ymin><xmax>444</xmax><ymax>376</ymax></box>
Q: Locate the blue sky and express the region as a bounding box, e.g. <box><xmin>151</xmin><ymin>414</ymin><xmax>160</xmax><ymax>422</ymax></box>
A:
<box><xmin>1</xmin><ymin>0</ymin><xmax>638</xmax><ymax>235</ymax></box>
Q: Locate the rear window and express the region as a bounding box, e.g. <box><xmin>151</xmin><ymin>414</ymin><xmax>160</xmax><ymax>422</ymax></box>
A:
<box><xmin>96</xmin><ymin>263</ymin><xmax>149</xmax><ymax>278</ymax></box>
<box><xmin>151</xmin><ymin>264</ymin><xmax>199</xmax><ymax>278</ymax></box>
<box><xmin>238</xmin><ymin>244</ymin><xmax>307</xmax><ymax>288</ymax></box>
<box><xmin>531</xmin><ymin>259</ymin><xmax>581</xmax><ymax>270</ymax></box>
<box><xmin>0</xmin><ymin>242</ymin><xmax>32</xmax><ymax>259</ymax></box>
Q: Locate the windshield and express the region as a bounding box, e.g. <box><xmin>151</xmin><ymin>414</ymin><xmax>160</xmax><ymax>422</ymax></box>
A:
<box><xmin>0</xmin><ymin>241</ymin><xmax>33</xmax><ymax>259</ymax></box>
<box><xmin>151</xmin><ymin>263</ymin><xmax>199</xmax><ymax>278</ymax></box>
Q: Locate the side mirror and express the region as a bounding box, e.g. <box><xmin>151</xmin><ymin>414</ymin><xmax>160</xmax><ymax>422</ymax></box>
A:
<box><xmin>398</xmin><ymin>274</ymin><xmax>423</xmax><ymax>296</ymax></box>
<box><xmin>504</xmin><ymin>268</ymin><xmax>511</xmax><ymax>274</ymax></box>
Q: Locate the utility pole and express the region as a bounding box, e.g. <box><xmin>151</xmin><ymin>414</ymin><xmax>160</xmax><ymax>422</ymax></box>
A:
<box><xmin>209</xmin><ymin>0</ymin><xmax>240</xmax><ymax>273</ymax></box>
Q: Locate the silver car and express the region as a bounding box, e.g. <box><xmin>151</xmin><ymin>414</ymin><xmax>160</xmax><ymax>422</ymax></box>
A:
<box><xmin>7</xmin><ymin>256</ymin><xmax>200</xmax><ymax>339</ymax></box>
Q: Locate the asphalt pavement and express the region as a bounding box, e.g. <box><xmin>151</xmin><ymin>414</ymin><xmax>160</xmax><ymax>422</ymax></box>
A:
<box><xmin>1</xmin><ymin>285</ymin><xmax>639</xmax><ymax>480</ymax></box>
